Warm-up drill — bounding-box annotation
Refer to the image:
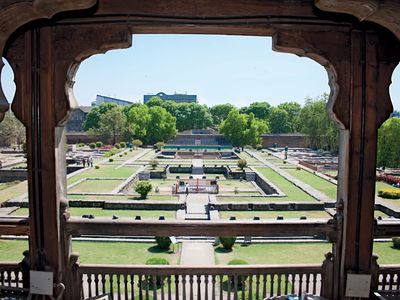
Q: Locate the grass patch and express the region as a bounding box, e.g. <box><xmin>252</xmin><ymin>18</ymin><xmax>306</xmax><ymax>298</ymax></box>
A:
<box><xmin>285</xmin><ymin>169</ymin><xmax>337</xmax><ymax>200</ymax></box>
<box><xmin>69</xmin><ymin>179</ymin><xmax>125</xmax><ymax>193</ymax></box>
<box><xmin>374</xmin><ymin>210</ymin><xmax>392</xmax><ymax>219</ymax></box>
<box><xmin>73</xmin><ymin>241</ymin><xmax>180</xmax><ymax>264</ymax></box>
<box><xmin>0</xmin><ymin>239</ymin><xmax>28</xmax><ymax>261</ymax></box>
<box><xmin>215</xmin><ymin>242</ymin><xmax>331</xmax><ymax>265</ymax></box>
<box><xmin>219</xmin><ymin>210</ymin><xmax>330</xmax><ymax>220</ymax></box>
<box><xmin>218</xmin><ymin>180</ymin><xmax>257</xmax><ymax>190</ymax></box>
<box><xmin>68</xmin><ymin>166</ymin><xmax>138</xmax><ymax>185</ymax></box>
<box><xmin>373</xmin><ymin>242</ymin><xmax>400</xmax><ymax>264</ymax></box>
<box><xmin>0</xmin><ymin>180</ymin><xmax>28</xmax><ymax>204</ymax></box>
<box><xmin>67</xmin><ymin>194</ymin><xmax>178</xmax><ymax>201</ymax></box>
<box><xmin>256</xmin><ymin>168</ymin><xmax>315</xmax><ymax>202</ymax></box>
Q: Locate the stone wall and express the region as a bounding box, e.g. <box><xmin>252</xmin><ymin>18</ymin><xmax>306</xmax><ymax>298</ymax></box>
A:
<box><xmin>0</xmin><ymin>169</ymin><xmax>27</xmax><ymax>182</ymax></box>
<box><xmin>261</xmin><ymin>134</ymin><xmax>308</xmax><ymax>148</ymax></box>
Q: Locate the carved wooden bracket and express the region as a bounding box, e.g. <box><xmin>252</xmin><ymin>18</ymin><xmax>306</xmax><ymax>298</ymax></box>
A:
<box><xmin>0</xmin><ymin>0</ymin><xmax>98</xmax><ymax>122</ymax></box>
<box><xmin>315</xmin><ymin>0</ymin><xmax>400</xmax><ymax>41</ymax></box>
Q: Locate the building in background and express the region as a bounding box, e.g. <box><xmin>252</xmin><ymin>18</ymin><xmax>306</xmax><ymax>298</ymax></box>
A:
<box><xmin>92</xmin><ymin>94</ymin><xmax>133</xmax><ymax>106</ymax></box>
<box><xmin>65</xmin><ymin>106</ymin><xmax>92</xmax><ymax>132</ymax></box>
<box><xmin>144</xmin><ymin>92</ymin><xmax>198</xmax><ymax>104</ymax></box>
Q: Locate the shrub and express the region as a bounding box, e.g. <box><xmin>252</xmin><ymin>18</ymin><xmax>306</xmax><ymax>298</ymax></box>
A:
<box><xmin>95</xmin><ymin>165</ymin><xmax>100</xmax><ymax>169</ymax></box>
<box><xmin>237</xmin><ymin>159</ymin><xmax>247</xmax><ymax>170</ymax></box>
<box><xmin>89</xmin><ymin>143</ymin><xmax>96</xmax><ymax>149</ymax></box>
<box><xmin>155</xmin><ymin>237</ymin><xmax>172</xmax><ymax>250</ymax></box>
<box><xmin>146</xmin><ymin>257</ymin><xmax>170</xmax><ymax>286</ymax></box>
<box><xmin>393</xmin><ymin>237</ymin><xmax>400</xmax><ymax>249</ymax></box>
<box><xmin>296</xmin><ymin>166</ymin><xmax>301</xmax><ymax>170</ymax></box>
<box><xmin>267</xmin><ymin>152</ymin><xmax>271</xmax><ymax>156</ymax></box>
<box><xmin>119</xmin><ymin>154</ymin><xmax>123</xmax><ymax>157</ymax></box>
<box><xmin>103</xmin><ymin>148</ymin><xmax>121</xmax><ymax>157</ymax></box>
<box><xmin>220</xmin><ymin>236</ymin><xmax>236</xmax><ymax>250</ymax></box>
<box><xmin>120</xmin><ymin>142</ymin><xmax>126</xmax><ymax>148</ymax></box>
<box><xmin>376</xmin><ymin>174</ymin><xmax>400</xmax><ymax>186</ymax></box>
<box><xmin>283</xmin><ymin>160</ymin><xmax>287</xmax><ymax>164</ymax></box>
<box><xmin>255</xmin><ymin>144</ymin><xmax>262</xmax><ymax>151</ymax></box>
<box><xmin>124</xmin><ymin>152</ymin><xmax>127</xmax><ymax>155</ymax></box>
<box><xmin>96</xmin><ymin>141</ymin><xmax>103</xmax><ymax>148</ymax></box>
<box><xmin>78</xmin><ymin>143</ymin><xmax>85</xmax><ymax>148</ymax></box>
<box><xmin>156</xmin><ymin>141</ymin><xmax>165</xmax><ymax>151</ymax></box>
<box><xmin>115</xmin><ymin>143</ymin><xmax>120</xmax><ymax>149</ymax></box>
<box><xmin>378</xmin><ymin>189</ymin><xmax>400</xmax><ymax>199</ymax></box>
<box><xmin>154</xmin><ymin>186</ymin><xmax>160</xmax><ymax>193</ymax></box>
<box><xmin>109</xmin><ymin>158</ymin><xmax>114</xmax><ymax>162</ymax></box>
<box><xmin>133</xmin><ymin>139</ymin><xmax>143</xmax><ymax>148</ymax></box>
<box><xmin>135</xmin><ymin>180</ymin><xmax>153</xmax><ymax>199</ymax></box>
<box><xmin>150</xmin><ymin>159</ymin><xmax>159</xmax><ymax>170</ymax></box>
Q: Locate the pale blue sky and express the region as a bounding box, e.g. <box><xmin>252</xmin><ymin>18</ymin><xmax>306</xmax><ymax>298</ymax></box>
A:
<box><xmin>2</xmin><ymin>34</ymin><xmax>400</xmax><ymax>109</ymax></box>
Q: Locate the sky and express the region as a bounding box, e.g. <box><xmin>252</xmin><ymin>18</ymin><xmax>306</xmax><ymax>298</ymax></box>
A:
<box><xmin>1</xmin><ymin>34</ymin><xmax>400</xmax><ymax>109</ymax></box>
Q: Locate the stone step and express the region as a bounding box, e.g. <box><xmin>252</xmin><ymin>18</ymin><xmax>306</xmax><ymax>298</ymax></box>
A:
<box><xmin>185</xmin><ymin>213</ymin><xmax>209</xmax><ymax>220</ymax></box>
<box><xmin>245</xmin><ymin>172</ymin><xmax>256</xmax><ymax>181</ymax></box>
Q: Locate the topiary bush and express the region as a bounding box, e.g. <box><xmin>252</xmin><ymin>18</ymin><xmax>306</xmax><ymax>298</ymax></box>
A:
<box><xmin>135</xmin><ymin>180</ymin><xmax>153</xmax><ymax>199</ymax></box>
<box><xmin>378</xmin><ymin>189</ymin><xmax>400</xmax><ymax>199</ymax></box>
<box><xmin>393</xmin><ymin>237</ymin><xmax>400</xmax><ymax>249</ymax></box>
<box><xmin>146</xmin><ymin>257</ymin><xmax>170</xmax><ymax>286</ymax></box>
<box><xmin>156</xmin><ymin>141</ymin><xmax>165</xmax><ymax>151</ymax></box>
<box><xmin>96</xmin><ymin>141</ymin><xmax>103</xmax><ymax>148</ymax></box>
<box><xmin>155</xmin><ymin>237</ymin><xmax>172</xmax><ymax>250</ymax></box>
<box><xmin>220</xmin><ymin>236</ymin><xmax>236</xmax><ymax>250</ymax></box>
<box><xmin>115</xmin><ymin>143</ymin><xmax>120</xmax><ymax>149</ymax></box>
<box><xmin>237</xmin><ymin>159</ymin><xmax>247</xmax><ymax>171</ymax></box>
<box><xmin>109</xmin><ymin>158</ymin><xmax>114</xmax><ymax>162</ymax></box>
<box><xmin>255</xmin><ymin>144</ymin><xmax>262</xmax><ymax>151</ymax></box>
<box><xmin>95</xmin><ymin>165</ymin><xmax>100</xmax><ymax>169</ymax></box>
<box><xmin>89</xmin><ymin>143</ymin><xmax>96</xmax><ymax>149</ymax></box>
<box><xmin>120</xmin><ymin>142</ymin><xmax>126</xmax><ymax>148</ymax></box>
<box><xmin>133</xmin><ymin>139</ymin><xmax>143</xmax><ymax>149</ymax></box>
<box><xmin>150</xmin><ymin>159</ymin><xmax>159</xmax><ymax>170</ymax></box>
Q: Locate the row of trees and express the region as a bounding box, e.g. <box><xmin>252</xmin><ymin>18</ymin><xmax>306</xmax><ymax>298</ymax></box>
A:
<box><xmin>377</xmin><ymin>117</ymin><xmax>400</xmax><ymax>168</ymax></box>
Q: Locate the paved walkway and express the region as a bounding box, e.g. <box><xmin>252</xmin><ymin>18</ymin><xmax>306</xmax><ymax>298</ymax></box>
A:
<box><xmin>115</xmin><ymin>148</ymin><xmax>151</xmax><ymax>169</ymax></box>
<box><xmin>182</xmin><ymin>194</ymin><xmax>209</xmax><ymax>220</ymax></box>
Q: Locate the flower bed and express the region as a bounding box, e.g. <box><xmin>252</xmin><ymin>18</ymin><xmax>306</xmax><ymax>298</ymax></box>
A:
<box><xmin>376</xmin><ymin>174</ymin><xmax>400</xmax><ymax>186</ymax></box>
<box><xmin>378</xmin><ymin>188</ymin><xmax>400</xmax><ymax>199</ymax></box>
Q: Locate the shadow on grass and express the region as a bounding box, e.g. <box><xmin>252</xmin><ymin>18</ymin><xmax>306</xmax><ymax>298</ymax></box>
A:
<box><xmin>129</xmin><ymin>196</ymin><xmax>147</xmax><ymax>201</ymax></box>
<box><xmin>214</xmin><ymin>246</ymin><xmax>233</xmax><ymax>253</ymax></box>
<box><xmin>221</xmin><ymin>279</ymin><xmax>247</xmax><ymax>292</ymax></box>
<box><xmin>147</xmin><ymin>246</ymin><xmax>173</xmax><ymax>254</ymax></box>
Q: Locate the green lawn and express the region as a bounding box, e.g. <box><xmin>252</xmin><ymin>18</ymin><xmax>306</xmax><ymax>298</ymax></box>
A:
<box><xmin>12</xmin><ymin>208</ymin><xmax>176</xmax><ymax>219</ymax></box>
<box><xmin>68</xmin><ymin>166</ymin><xmax>138</xmax><ymax>185</ymax></box>
<box><xmin>215</xmin><ymin>243</ymin><xmax>331</xmax><ymax>265</ymax></box>
<box><xmin>0</xmin><ymin>239</ymin><xmax>28</xmax><ymax>261</ymax></box>
<box><xmin>238</xmin><ymin>152</ymin><xmax>260</xmax><ymax>164</ymax></box>
<box><xmin>69</xmin><ymin>179</ymin><xmax>125</xmax><ymax>193</ymax></box>
<box><xmin>373</xmin><ymin>242</ymin><xmax>400</xmax><ymax>264</ymax></box>
<box><xmin>285</xmin><ymin>169</ymin><xmax>337</xmax><ymax>200</ymax></box>
<box><xmin>374</xmin><ymin>210</ymin><xmax>391</xmax><ymax>219</ymax></box>
<box><xmin>218</xmin><ymin>180</ymin><xmax>257</xmax><ymax>190</ymax></box>
<box><xmin>73</xmin><ymin>241</ymin><xmax>180</xmax><ymax>264</ymax></box>
<box><xmin>0</xmin><ymin>180</ymin><xmax>28</xmax><ymax>204</ymax></box>
<box><xmin>67</xmin><ymin>194</ymin><xmax>178</xmax><ymax>201</ymax></box>
<box><xmin>255</xmin><ymin>168</ymin><xmax>315</xmax><ymax>202</ymax></box>
<box><xmin>219</xmin><ymin>210</ymin><xmax>331</xmax><ymax>220</ymax></box>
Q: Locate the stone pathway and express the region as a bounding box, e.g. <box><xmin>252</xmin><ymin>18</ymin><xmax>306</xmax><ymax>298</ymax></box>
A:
<box><xmin>115</xmin><ymin>148</ymin><xmax>151</xmax><ymax>169</ymax></box>
<box><xmin>183</xmin><ymin>194</ymin><xmax>209</xmax><ymax>220</ymax></box>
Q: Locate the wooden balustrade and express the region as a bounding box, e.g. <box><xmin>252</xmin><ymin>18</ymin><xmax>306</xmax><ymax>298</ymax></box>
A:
<box><xmin>0</xmin><ymin>262</ymin><xmax>28</xmax><ymax>297</ymax></box>
<box><xmin>79</xmin><ymin>264</ymin><xmax>324</xmax><ymax>300</ymax></box>
<box><xmin>377</xmin><ymin>265</ymin><xmax>400</xmax><ymax>292</ymax></box>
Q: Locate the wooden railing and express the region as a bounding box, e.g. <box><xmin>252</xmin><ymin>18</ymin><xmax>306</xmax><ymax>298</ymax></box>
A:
<box><xmin>0</xmin><ymin>262</ymin><xmax>23</xmax><ymax>288</ymax></box>
<box><xmin>377</xmin><ymin>265</ymin><xmax>400</xmax><ymax>291</ymax></box>
<box><xmin>78</xmin><ymin>264</ymin><xmax>325</xmax><ymax>300</ymax></box>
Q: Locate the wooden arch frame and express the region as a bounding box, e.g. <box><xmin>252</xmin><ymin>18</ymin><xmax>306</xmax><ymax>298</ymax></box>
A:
<box><xmin>1</xmin><ymin>1</ymin><xmax>400</xmax><ymax>299</ymax></box>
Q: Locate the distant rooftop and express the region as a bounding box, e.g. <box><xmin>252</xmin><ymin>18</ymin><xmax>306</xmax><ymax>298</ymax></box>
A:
<box><xmin>144</xmin><ymin>92</ymin><xmax>197</xmax><ymax>104</ymax></box>
<box><xmin>92</xmin><ymin>94</ymin><xmax>133</xmax><ymax>106</ymax></box>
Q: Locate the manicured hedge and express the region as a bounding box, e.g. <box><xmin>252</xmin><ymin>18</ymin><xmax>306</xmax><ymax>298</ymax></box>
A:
<box><xmin>378</xmin><ymin>188</ymin><xmax>400</xmax><ymax>199</ymax></box>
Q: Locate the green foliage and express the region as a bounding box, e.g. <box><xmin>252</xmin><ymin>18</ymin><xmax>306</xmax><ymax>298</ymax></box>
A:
<box><xmin>145</xmin><ymin>96</ymin><xmax>165</xmax><ymax>107</ymax></box>
<box><xmin>146</xmin><ymin>107</ymin><xmax>177</xmax><ymax>144</ymax></box>
<box><xmin>96</xmin><ymin>141</ymin><xmax>103</xmax><ymax>148</ymax></box>
<box><xmin>237</xmin><ymin>159</ymin><xmax>247</xmax><ymax>170</ymax></box>
<box><xmin>393</xmin><ymin>237</ymin><xmax>400</xmax><ymax>249</ymax></box>
<box><xmin>378</xmin><ymin>189</ymin><xmax>400</xmax><ymax>199</ymax></box>
<box><xmin>0</xmin><ymin>111</ymin><xmax>25</xmax><ymax>147</ymax></box>
<box><xmin>228</xmin><ymin>259</ymin><xmax>248</xmax><ymax>265</ymax></box>
<box><xmin>83</xmin><ymin>102</ymin><xmax>117</xmax><ymax>131</ymax></box>
<box><xmin>220</xmin><ymin>237</ymin><xmax>237</xmax><ymax>250</ymax></box>
<box><xmin>277</xmin><ymin>102</ymin><xmax>302</xmax><ymax>132</ymax></box>
<box><xmin>155</xmin><ymin>142</ymin><xmax>165</xmax><ymax>150</ymax></box>
<box><xmin>220</xmin><ymin>110</ymin><xmax>268</xmax><ymax>147</ymax></box>
<box><xmin>150</xmin><ymin>159</ymin><xmax>159</xmax><ymax>170</ymax></box>
<box><xmin>95</xmin><ymin>166</ymin><xmax>100</xmax><ymax>169</ymax></box>
<box><xmin>78</xmin><ymin>143</ymin><xmax>85</xmax><ymax>147</ymax></box>
<box><xmin>297</xmin><ymin>94</ymin><xmax>339</xmax><ymax>152</ymax></box>
<box><xmin>109</xmin><ymin>158</ymin><xmax>114</xmax><ymax>162</ymax></box>
<box><xmin>377</xmin><ymin>117</ymin><xmax>400</xmax><ymax>168</ymax></box>
<box><xmin>240</xmin><ymin>102</ymin><xmax>271</xmax><ymax>120</ymax></box>
<box><xmin>115</xmin><ymin>143</ymin><xmax>120</xmax><ymax>149</ymax></box>
<box><xmin>155</xmin><ymin>237</ymin><xmax>172</xmax><ymax>250</ymax></box>
<box><xmin>119</xmin><ymin>142</ymin><xmax>126</xmax><ymax>148</ymax></box>
<box><xmin>89</xmin><ymin>143</ymin><xmax>96</xmax><ymax>149</ymax></box>
<box><xmin>133</xmin><ymin>139</ymin><xmax>143</xmax><ymax>148</ymax></box>
<box><xmin>210</xmin><ymin>103</ymin><xmax>235</xmax><ymax>126</ymax></box>
<box><xmin>255</xmin><ymin>144</ymin><xmax>262</xmax><ymax>150</ymax></box>
<box><xmin>146</xmin><ymin>257</ymin><xmax>170</xmax><ymax>265</ymax></box>
<box><xmin>103</xmin><ymin>148</ymin><xmax>121</xmax><ymax>157</ymax></box>
<box><xmin>135</xmin><ymin>181</ymin><xmax>153</xmax><ymax>198</ymax></box>
<box><xmin>268</xmin><ymin>107</ymin><xmax>291</xmax><ymax>133</ymax></box>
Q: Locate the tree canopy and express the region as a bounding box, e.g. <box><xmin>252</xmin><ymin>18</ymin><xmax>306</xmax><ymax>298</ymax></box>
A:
<box><xmin>83</xmin><ymin>102</ymin><xmax>117</xmax><ymax>131</ymax></box>
<box><xmin>210</xmin><ymin>103</ymin><xmax>235</xmax><ymax>126</ymax></box>
<box><xmin>377</xmin><ymin>117</ymin><xmax>400</xmax><ymax>168</ymax></box>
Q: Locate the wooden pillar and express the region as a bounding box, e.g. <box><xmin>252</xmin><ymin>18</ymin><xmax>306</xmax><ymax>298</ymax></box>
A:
<box><xmin>274</xmin><ymin>26</ymin><xmax>400</xmax><ymax>298</ymax></box>
<box><xmin>4</xmin><ymin>23</ymin><xmax>131</xmax><ymax>298</ymax></box>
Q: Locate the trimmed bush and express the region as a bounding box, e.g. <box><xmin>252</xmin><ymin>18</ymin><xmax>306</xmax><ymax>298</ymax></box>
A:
<box><xmin>89</xmin><ymin>143</ymin><xmax>96</xmax><ymax>149</ymax></box>
<box><xmin>393</xmin><ymin>237</ymin><xmax>400</xmax><ymax>249</ymax></box>
<box><xmin>237</xmin><ymin>159</ymin><xmax>247</xmax><ymax>170</ymax></box>
<box><xmin>96</xmin><ymin>141</ymin><xmax>103</xmax><ymax>148</ymax></box>
<box><xmin>220</xmin><ymin>236</ymin><xmax>236</xmax><ymax>250</ymax></box>
<box><xmin>115</xmin><ymin>143</ymin><xmax>120</xmax><ymax>149</ymax></box>
<box><xmin>103</xmin><ymin>149</ymin><xmax>121</xmax><ymax>157</ymax></box>
<box><xmin>135</xmin><ymin>180</ymin><xmax>153</xmax><ymax>199</ymax></box>
<box><xmin>109</xmin><ymin>158</ymin><xmax>114</xmax><ymax>162</ymax></box>
<box><xmin>378</xmin><ymin>189</ymin><xmax>400</xmax><ymax>199</ymax></box>
<box><xmin>283</xmin><ymin>160</ymin><xmax>287</xmax><ymax>164</ymax></box>
<box><xmin>156</xmin><ymin>141</ymin><xmax>165</xmax><ymax>151</ymax></box>
<box><xmin>95</xmin><ymin>165</ymin><xmax>100</xmax><ymax>169</ymax></box>
<box><xmin>78</xmin><ymin>143</ymin><xmax>85</xmax><ymax>148</ymax></box>
<box><xmin>124</xmin><ymin>152</ymin><xmax>128</xmax><ymax>155</ymax></box>
<box><xmin>255</xmin><ymin>144</ymin><xmax>262</xmax><ymax>151</ymax></box>
<box><xmin>296</xmin><ymin>166</ymin><xmax>301</xmax><ymax>170</ymax></box>
<box><xmin>155</xmin><ymin>237</ymin><xmax>172</xmax><ymax>250</ymax></box>
<box><xmin>150</xmin><ymin>159</ymin><xmax>159</xmax><ymax>170</ymax></box>
<box><xmin>228</xmin><ymin>259</ymin><xmax>248</xmax><ymax>287</ymax></box>
<box><xmin>120</xmin><ymin>142</ymin><xmax>126</xmax><ymax>148</ymax></box>
<box><xmin>133</xmin><ymin>139</ymin><xmax>143</xmax><ymax>148</ymax></box>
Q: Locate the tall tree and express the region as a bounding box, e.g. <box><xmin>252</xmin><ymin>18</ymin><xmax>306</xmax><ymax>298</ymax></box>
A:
<box><xmin>89</xmin><ymin>106</ymin><xmax>126</xmax><ymax>145</ymax></box>
<box><xmin>0</xmin><ymin>111</ymin><xmax>25</xmax><ymax>148</ymax></box>
<box><xmin>210</xmin><ymin>103</ymin><xmax>235</xmax><ymax>126</ymax></box>
<box><xmin>145</xmin><ymin>96</ymin><xmax>164</xmax><ymax>107</ymax></box>
<box><xmin>277</xmin><ymin>101</ymin><xmax>301</xmax><ymax>132</ymax></box>
<box><xmin>240</xmin><ymin>102</ymin><xmax>271</xmax><ymax>120</ymax></box>
<box><xmin>268</xmin><ymin>107</ymin><xmax>291</xmax><ymax>133</ymax></box>
<box><xmin>126</xmin><ymin>104</ymin><xmax>151</xmax><ymax>142</ymax></box>
<box><xmin>377</xmin><ymin>117</ymin><xmax>400</xmax><ymax>168</ymax></box>
<box><xmin>146</xmin><ymin>106</ymin><xmax>177</xmax><ymax>144</ymax></box>
<box><xmin>83</xmin><ymin>102</ymin><xmax>117</xmax><ymax>130</ymax></box>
